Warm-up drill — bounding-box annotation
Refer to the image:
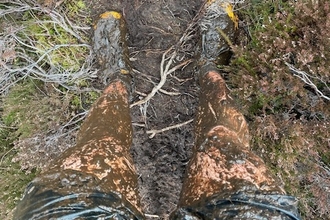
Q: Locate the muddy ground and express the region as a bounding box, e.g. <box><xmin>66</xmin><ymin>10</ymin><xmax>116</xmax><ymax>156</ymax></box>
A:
<box><xmin>2</xmin><ymin>0</ymin><xmax>329</xmax><ymax>219</ymax></box>
<box><xmin>90</xmin><ymin>0</ymin><xmax>203</xmax><ymax>217</ymax></box>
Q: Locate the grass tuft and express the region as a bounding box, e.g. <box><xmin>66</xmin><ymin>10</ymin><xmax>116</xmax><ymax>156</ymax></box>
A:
<box><xmin>0</xmin><ymin>1</ymin><xmax>98</xmax><ymax>218</ymax></box>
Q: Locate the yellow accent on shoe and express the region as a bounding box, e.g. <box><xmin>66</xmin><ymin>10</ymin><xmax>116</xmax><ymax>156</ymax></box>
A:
<box><xmin>223</xmin><ymin>3</ymin><xmax>239</xmax><ymax>29</ymax></box>
<box><xmin>120</xmin><ymin>69</ymin><xmax>129</xmax><ymax>74</ymax></box>
<box><xmin>100</xmin><ymin>11</ymin><xmax>122</xmax><ymax>20</ymax></box>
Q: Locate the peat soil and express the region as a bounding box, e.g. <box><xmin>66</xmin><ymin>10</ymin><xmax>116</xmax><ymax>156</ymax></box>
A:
<box><xmin>90</xmin><ymin>0</ymin><xmax>203</xmax><ymax>218</ymax></box>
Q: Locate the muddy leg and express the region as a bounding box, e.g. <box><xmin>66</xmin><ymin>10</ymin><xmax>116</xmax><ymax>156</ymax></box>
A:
<box><xmin>14</xmin><ymin>11</ymin><xmax>144</xmax><ymax>219</ymax></box>
<box><xmin>50</xmin><ymin>79</ymin><xmax>141</xmax><ymax>210</ymax></box>
<box><xmin>181</xmin><ymin>65</ymin><xmax>285</xmax><ymax>203</ymax></box>
<box><xmin>170</xmin><ymin>0</ymin><xmax>300</xmax><ymax>217</ymax></box>
<box><xmin>13</xmin><ymin>80</ymin><xmax>144</xmax><ymax>219</ymax></box>
<box><xmin>171</xmin><ymin>65</ymin><xmax>300</xmax><ymax>219</ymax></box>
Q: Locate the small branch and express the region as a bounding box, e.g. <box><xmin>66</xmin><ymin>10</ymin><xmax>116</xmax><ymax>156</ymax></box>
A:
<box><xmin>129</xmin><ymin>2</ymin><xmax>204</xmax><ymax>108</ymax></box>
<box><xmin>144</xmin><ymin>214</ymin><xmax>160</xmax><ymax>218</ymax></box>
<box><xmin>285</xmin><ymin>62</ymin><xmax>330</xmax><ymax>101</ymax></box>
<box><xmin>159</xmin><ymin>88</ymin><xmax>181</xmax><ymax>96</ymax></box>
<box><xmin>60</xmin><ymin>111</ymin><xmax>88</xmax><ymax>132</ymax></box>
<box><xmin>146</xmin><ymin>119</ymin><xmax>193</xmax><ymax>138</ymax></box>
<box><xmin>0</xmin><ymin>1</ymin><xmax>94</xmax><ymax>94</ymax></box>
<box><xmin>0</xmin><ymin>148</ymin><xmax>14</xmax><ymax>166</ymax></box>
<box><xmin>0</xmin><ymin>123</ymin><xmax>16</xmax><ymax>129</ymax></box>
<box><xmin>130</xmin><ymin>48</ymin><xmax>192</xmax><ymax>108</ymax></box>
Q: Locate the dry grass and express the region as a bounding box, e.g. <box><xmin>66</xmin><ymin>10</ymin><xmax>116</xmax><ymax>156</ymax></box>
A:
<box><xmin>0</xmin><ymin>1</ymin><xmax>97</xmax><ymax>218</ymax></box>
<box><xmin>0</xmin><ymin>0</ymin><xmax>329</xmax><ymax>219</ymax></box>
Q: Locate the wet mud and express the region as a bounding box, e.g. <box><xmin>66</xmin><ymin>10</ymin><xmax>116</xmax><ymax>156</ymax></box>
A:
<box><xmin>87</xmin><ymin>0</ymin><xmax>243</xmax><ymax>218</ymax></box>
<box><xmin>90</xmin><ymin>0</ymin><xmax>202</xmax><ymax>217</ymax></box>
<box><xmin>91</xmin><ymin>2</ymin><xmax>198</xmax><ymax>215</ymax></box>
<box><xmin>14</xmin><ymin>0</ymin><xmax>300</xmax><ymax>218</ymax></box>
<box><xmin>171</xmin><ymin>69</ymin><xmax>299</xmax><ymax>219</ymax></box>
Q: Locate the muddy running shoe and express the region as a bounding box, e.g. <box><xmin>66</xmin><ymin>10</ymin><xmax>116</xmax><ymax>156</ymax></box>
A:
<box><xmin>199</xmin><ymin>0</ymin><xmax>238</xmax><ymax>67</ymax></box>
<box><xmin>93</xmin><ymin>11</ymin><xmax>132</xmax><ymax>88</ymax></box>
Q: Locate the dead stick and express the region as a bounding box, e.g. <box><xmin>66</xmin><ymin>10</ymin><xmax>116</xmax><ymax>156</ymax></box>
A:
<box><xmin>130</xmin><ymin>58</ymin><xmax>192</xmax><ymax>108</ymax></box>
<box><xmin>146</xmin><ymin>119</ymin><xmax>194</xmax><ymax>138</ymax></box>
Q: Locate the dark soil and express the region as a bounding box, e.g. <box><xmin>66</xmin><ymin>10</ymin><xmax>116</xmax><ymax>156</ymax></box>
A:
<box><xmin>90</xmin><ymin>0</ymin><xmax>202</xmax><ymax>218</ymax></box>
<box><xmin>2</xmin><ymin>1</ymin><xmax>329</xmax><ymax>219</ymax></box>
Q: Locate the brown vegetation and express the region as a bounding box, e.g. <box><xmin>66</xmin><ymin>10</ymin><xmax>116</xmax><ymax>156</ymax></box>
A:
<box><xmin>0</xmin><ymin>0</ymin><xmax>329</xmax><ymax>219</ymax></box>
<box><xmin>228</xmin><ymin>1</ymin><xmax>330</xmax><ymax>218</ymax></box>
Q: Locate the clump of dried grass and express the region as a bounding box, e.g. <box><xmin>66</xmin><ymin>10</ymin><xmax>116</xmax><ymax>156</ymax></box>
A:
<box><xmin>0</xmin><ymin>1</ymin><xmax>97</xmax><ymax>218</ymax></box>
<box><xmin>0</xmin><ymin>0</ymin><xmax>97</xmax><ymax>171</ymax></box>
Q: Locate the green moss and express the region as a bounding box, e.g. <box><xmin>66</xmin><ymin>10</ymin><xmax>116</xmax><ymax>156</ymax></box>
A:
<box><xmin>0</xmin><ymin>121</ymin><xmax>38</xmax><ymax>216</ymax></box>
<box><xmin>23</xmin><ymin>18</ymin><xmax>87</xmax><ymax>71</ymax></box>
<box><xmin>65</xmin><ymin>0</ymin><xmax>92</xmax><ymax>30</ymax></box>
<box><xmin>16</xmin><ymin>1</ymin><xmax>91</xmax><ymax>73</ymax></box>
<box><xmin>233</xmin><ymin>55</ymin><xmax>255</xmax><ymax>75</ymax></box>
<box><xmin>0</xmin><ymin>78</ymin><xmax>68</xmax><ymax>216</ymax></box>
<box><xmin>3</xmin><ymin>112</ymin><xmax>16</xmax><ymax>127</ymax></box>
<box><xmin>3</xmin><ymin>80</ymin><xmax>39</xmax><ymax>138</ymax></box>
<box><xmin>0</xmin><ymin>150</ymin><xmax>37</xmax><ymax>211</ymax></box>
<box><xmin>320</xmin><ymin>152</ymin><xmax>330</xmax><ymax>167</ymax></box>
<box><xmin>0</xmin><ymin>1</ymin><xmax>94</xmax><ymax>217</ymax></box>
<box><xmin>70</xmin><ymin>90</ymin><xmax>100</xmax><ymax>111</ymax></box>
<box><xmin>71</xmin><ymin>94</ymin><xmax>82</xmax><ymax>109</ymax></box>
<box><xmin>85</xmin><ymin>91</ymin><xmax>100</xmax><ymax>104</ymax></box>
<box><xmin>67</xmin><ymin>0</ymin><xmax>87</xmax><ymax>16</ymax></box>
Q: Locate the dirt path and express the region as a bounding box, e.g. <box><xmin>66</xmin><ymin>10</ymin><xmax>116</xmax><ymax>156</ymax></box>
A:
<box><xmin>90</xmin><ymin>0</ymin><xmax>202</xmax><ymax>218</ymax></box>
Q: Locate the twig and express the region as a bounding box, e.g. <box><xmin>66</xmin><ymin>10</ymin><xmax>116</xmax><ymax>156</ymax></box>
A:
<box><xmin>159</xmin><ymin>88</ymin><xmax>181</xmax><ymax>96</ymax></box>
<box><xmin>0</xmin><ymin>124</ymin><xmax>16</xmax><ymax>129</ymax></box>
<box><xmin>146</xmin><ymin>119</ymin><xmax>193</xmax><ymax>138</ymax></box>
<box><xmin>60</xmin><ymin>111</ymin><xmax>89</xmax><ymax>132</ymax></box>
<box><xmin>134</xmin><ymin>73</ymin><xmax>181</xmax><ymax>96</ymax></box>
<box><xmin>0</xmin><ymin>147</ymin><xmax>14</xmax><ymax>166</ymax></box>
<box><xmin>129</xmin><ymin>0</ymin><xmax>208</xmax><ymax>108</ymax></box>
<box><xmin>0</xmin><ymin>1</ymin><xmax>95</xmax><ymax>95</ymax></box>
<box><xmin>144</xmin><ymin>214</ymin><xmax>160</xmax><ymax>218</ymax></box>
<box><xmin>130</xmin><ymin>47</ymin><xmax>192</xmax><ymax>107</ymax></box>
<box><xmin>285</xmin><ymin>62</ymin><xmax>330</xmax><ymax>101</ymax></box>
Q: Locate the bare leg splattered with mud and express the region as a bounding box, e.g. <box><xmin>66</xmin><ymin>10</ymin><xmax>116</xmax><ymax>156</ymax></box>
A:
<box><xmin>48</xmin><ymin>80</ymin><xmax>141</xmax><ymax>210</ymax></box>
<box><xmin>172</xmin><ymin>65</ymin><xmax>300</xmax><ymax>219</ymax></box>
<box><xmin>171</xmin><ymin>1</ymin><xmax>300</xmax><ymax>218</ymax></box>
<box><xmin>14</xmin><ymin>11</ymin><xmax>144</xmax><ymax>219</ymax></box>
<box><xmin>180</xmin><ymin>68</ymin><xmax>285</xmax><ymax>205</ymax></box>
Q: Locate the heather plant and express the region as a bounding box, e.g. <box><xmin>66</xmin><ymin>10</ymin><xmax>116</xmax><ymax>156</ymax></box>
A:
<box><xmin>229</xmin><ymin>0</ymin><xmax>330</xmax><ymax>218</ymax></box>
<box><xmin>0</xmin><ymin>0</ymin><xmax>329</xmax><ymax>219</ymax></box>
